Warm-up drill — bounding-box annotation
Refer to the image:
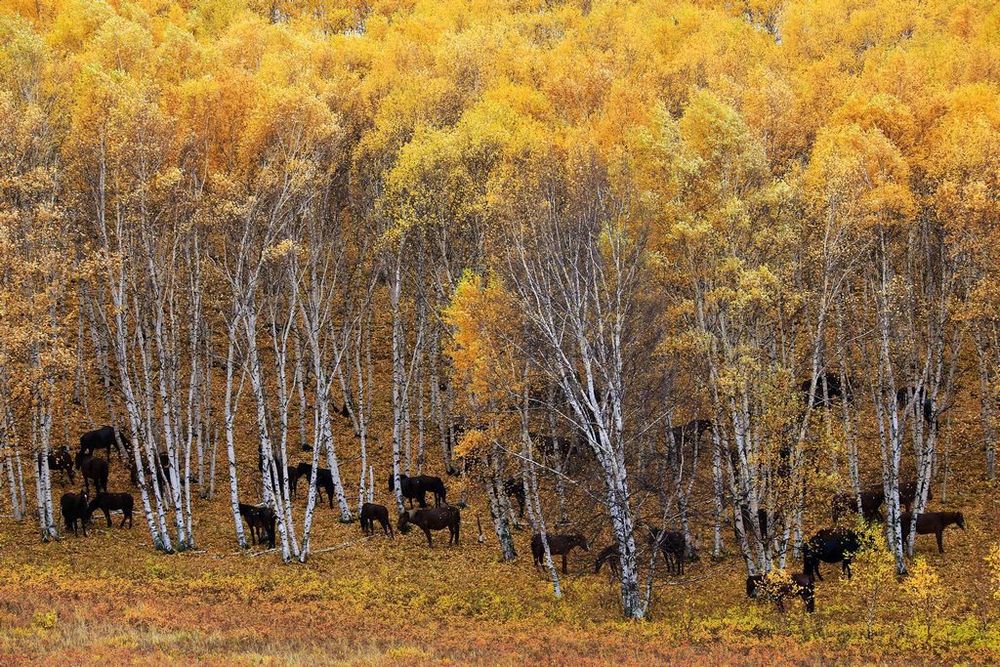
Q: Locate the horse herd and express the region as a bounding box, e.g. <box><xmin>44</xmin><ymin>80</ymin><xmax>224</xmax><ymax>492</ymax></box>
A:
<box><xmin>45</xmin><ymin>425</ymin><xmax>965</xmax><ymax>616</ymax></box>
<box><xmin>47</xmin><ymin>426</ymin><xmax>134</xmax><ymax>537</ymax></box>
<box><xmin>743</xmin><ymin>480</ymin><xmax>966</xmax><ymax>614</ymax></box>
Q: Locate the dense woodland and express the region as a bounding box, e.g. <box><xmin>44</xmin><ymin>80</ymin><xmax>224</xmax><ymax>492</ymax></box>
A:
<box><xmin>1</xmin><ymin>0</ymin><xmax>1000</xmax><ymax>650</ymax></box>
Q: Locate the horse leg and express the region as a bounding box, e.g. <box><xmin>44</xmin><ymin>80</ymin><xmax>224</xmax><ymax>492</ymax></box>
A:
<box><xmin>104</xmin><ymin>509</ymin><xmax>112</xmax><ymax>527</ymax></box>
<box><xmin>936</xmin><ymin>530</ymin><xmax>944</xmax><ymax>554</ymax></box>
<box><xmin>562</xmin><ymin>554</ymin><xmax>568</xmax><ymax>574</ymax></box>
<box><xmin>424</xmin><ymin>527</ymin><xmax>433</xmax><ymax>547</ymax></box>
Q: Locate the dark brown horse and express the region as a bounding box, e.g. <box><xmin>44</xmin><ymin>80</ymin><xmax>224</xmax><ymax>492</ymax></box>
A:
<box><xmin>803</xmin><ymin>527</ymin><xmax>861</xmax><ymax>580</ymax></box>
<box><xmin>48</xmin><ymin>446</ymin><xmax>75</xmax><ymax>484</ymax></box>
<box><xmin>397</xmin><ymin>506</ymin><xmax>460</xmax><ymax>547</ymax></box>
<box><xmin>593</xmin><ymin>544</ymin><xmax>621</xmax><ymax>578</ymax></box>
<box><xmin>646</xmin><ymin>527</ymin><xmax>696</xmax><ymax>575</ymax></box>
<box><xmin>901</xmin><ymin>511</ymin><xmax>965</xmax><ymax>553</ymax></box>
<box><xmin>416</xmin><ymin>475</ymin><xmax>447</xmax><ymax>506</ymax></box>
<box><xmin>291</xmin><ymin>463</ymin><xmax>336</xmax><ymax>507</ymax></box>
<box><xmin>238</xmin><ymin>502</ymin><xmax>276</xmax><ymax>548</ymax></box>
<box><xmin>79</xmin><ymin>425</ymin><xmax>127</xmax><ymax>463</ymax></box>
<box><xmin>504</xmin><ymin>477</ymin><xmax>526</xmax><ymax>518</ymax></box>
<box><xmin>74</xmin><ymin>452</ymin><xmax>108</xmax><ymax>495</ymax></box>
<box><xmin>360</xmin><ymin>502</ymin><xmax>393</xmax><ymax>538</ymax></box>
<box><xmin>746</xmin><ymin>573</ymin><xmax>815</xmax><ymax>613</ymax></box>
<box><xmin>388</xmin><ymin>473</ymin><xmax>428</xmax><ymax>508</ymax></box>
<box><xmin>831</xmin><ymin>480</ymin><xmax>931</xmax><ymax>522</ymax></box>
<box><xmin>60</xmin><ymin>490</ymin><xmax>90</xmax><ymax>537</ymax></box>
<box><xmin>87</xmin><ymin>492</ymin><xmax>134</xmax><ymax>528</ymax></box>
<box><xmin>531</xmin><ymin>533</ymin><xmax>589</xmax><ymax>574</ymax></box>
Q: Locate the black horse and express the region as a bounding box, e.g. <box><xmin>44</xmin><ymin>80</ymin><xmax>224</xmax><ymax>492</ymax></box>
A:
<box><xmin>79</xmin><ymin>425</ymin><xmax>126</xmax><ymax>462</ymax></box>
<box><xmin>646</xmin><ymin>527</ymin><xmax>694</xmax><ymax>575</ymax></box>
<box><xmin>397</xmin><ymin>506</ymin><xmax>460</xmax><ymax>547</ymax></box>
<box><xmin>416</xmin><ymin>475</ymin><xmax>447</xmax><ymax>506</ymax></box>
<box><xmin>291</xmin><ymin>463</ymin><xmax>336</xmax><ymax>508</ymax></box>
<box><xmin>388</xmin><ymin>473</ymin><xmax>427</xmax><ymax>508</ymax></box>
<box><xmin>48</xmin><ymin>446</ymin><xmax>75</xmax><ymax>484</ymax></box>
<box><xmin>504</xmin><ymin>477</ymin><xmax>526</xmax><ymax>518</ymax></box>
<box><xmin>896</xmin><ymin>386</ymin><xmax>935</xmax><ymax>423</ymax></box>
<box><xmin>75</xmin><ymin>451</ymin><xmax>108</xmax><ymax>495</ymax></box>
<box><xmin>800</xmin><ymin>371</ymin><xmax>847</xmax><ymax>407</ymax></box>
<box><xmin>238</xmin><ymin>502</ymin><xmax>276</xmax><ymax>548</ymax></box>
<box><xmin>360</xmin><ymin>502</ymin><xmax>393</xmax><ymax>538</ymax></box>
<box><xmin>803</xmin><ymin>527</ymin><xmax>861</xmax><ymax>580</ymax></box>
<box><xmin>87</xmin><ymin>492</ymin><xmax>134</xmax><ymax>528</ymax></box>
<box><xmin>60</xmin><ymin>491</ymin><xmax>90</xmax><ymax>537</ymax></box>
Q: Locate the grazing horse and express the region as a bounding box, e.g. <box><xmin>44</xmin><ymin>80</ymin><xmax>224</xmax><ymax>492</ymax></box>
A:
<box><xmin>646</xmin><ymin>527</ymin><xmax>694</xmax><ymax>575</ymax></box>
<box><xmin>48</xmin><ymin>446</ymin><xmax>75</xmax><ymax>484</ymax></box>
<box><xmin>901</xmin><ymin>511</ymin><xmax>965</xmax><ymax>553</ymax></box>
<box><xmin>74</xmin><ymin>452</ymin><xmax>108</xmax><ymax>495</ymax></box>
<box><xmin>593</xmin><ymin>544</ymin><xmax>621</xmax><ymax>578</ymax></box>
<box><xmin>831</xmin><ymin>490</ymin><xmax>885</xmax><ymax>523</ymax></box>
<box><xmin>79</xmin><ymin>425</ymin><xmax>125</xmax><ymax>462</ymax></box>
<box><xmin>292</xmin><ymin>463</ymin><xmax>336</xmax><ymax>507</ymax></box>
<box><xmin>388</xmin><ymin>473</ymin><xmax>427</xmax><ymax>508</ymax></box>
<box><xmin>531</xmin><ymin>533</ymin><xmax>589</xmax><ymax>574</ymax></box>
<box><xmin>87</xmin><ymin>492</ymin><xmax>134</xmax><ymax>528</ymax></box>
<box><xmin>238</xmin><ymin>502</ymin><xmax>276</xmax><ymax>548</ymax></box>
<box><xmin>60</xmin><ymin>491</ymin><xmax>90</xmax><ymax>537</ymax></box>
<box><xmin>416</xmin><ymin>475</ymin><xmax>447</xmax><ymax>506</ymax></box>
<box><xmin>504</xmin><ymin>477</ymin><xmax>526</xmax><ymax>518</ymax></box>
<box><xmin>831</xmin><ymin>481</ymin><xmax>931</xmax><ymax>522</ymax></box>
<box><xmin>803</xmin><ymin>527</ymin><xmax>861</xmax><ymax>580</ymax></box>
<box><xmin>746</xmin><ymin>573</ymin><xmax>815</xmax><ymax>613</ymax></box>
<box><xmin>398</xmin><ymin>506</ymin><xmax>460</xmax><ymax>547</ymax></box>
<box><xmin>360</xmin><ymin>502</ymin><xmax>393</xmax><ymax>538</ymax></box>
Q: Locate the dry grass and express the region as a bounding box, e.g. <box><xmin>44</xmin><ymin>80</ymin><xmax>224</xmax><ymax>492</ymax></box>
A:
<box><xmin>1</xmin><ymin>469</ymin><xmax>998</xmax><ymax>665</ymax></box>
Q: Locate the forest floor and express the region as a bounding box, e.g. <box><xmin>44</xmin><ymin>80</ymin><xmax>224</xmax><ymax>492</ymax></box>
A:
<box><xmin>1</xmin><ymin>467</ymin><xmax>998</xmax><ymax>665</ymax></box>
